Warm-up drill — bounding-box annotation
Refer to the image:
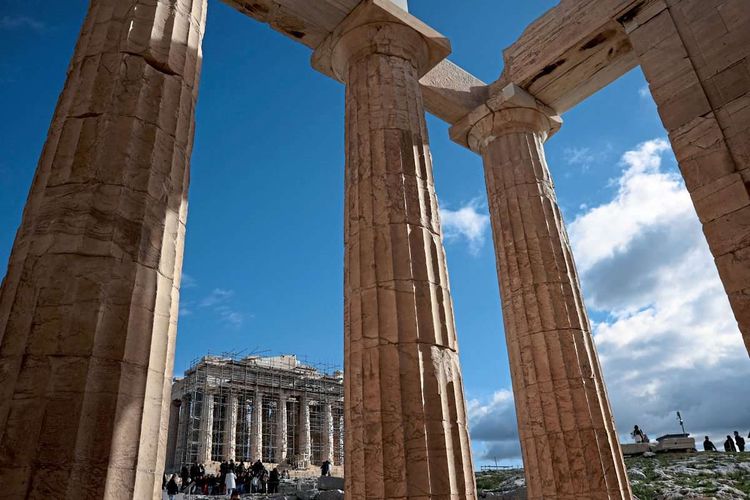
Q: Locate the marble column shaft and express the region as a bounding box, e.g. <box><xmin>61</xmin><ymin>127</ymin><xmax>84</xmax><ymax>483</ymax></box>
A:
<box><xmin>0</xmin><ymin>1</ymin><xmax>206</xmax><ymax>499</ymax></box>
<box><xmin>174</xmin><ymin>397</ymin><xmax>189</xmax><ymax>468</ymax></box>
<box><xmin>198</xmin><ymin>393</ymin><xmax>215</xmax><ymax>464</ymax></box>
<box><xmin>277</xmin><ymin>393</ymin><xmax>288</xmax><ymax>463</ymax></box>
<box><xmin>468</xmin><ymin>101</ymin><xmax>631</xmax><ymax>500</ymax></box>
<box><xmin>316</xmin><ymin>4</ymin><xmax>476</xmax><ymax>498</ymax></box>
<box><xmin>225</xmin><ymin>394</ymin><xmax>239</xmax><ymax>461</ymax></box>
<box><xmin>323</xmin><ymin>401</ymin><xmax>334</xmax><ymax>464</ymax></box>
<box><xmin>251</xmin><ymin>390</ymin><xmax>263</xmax><ymax>461</ymax></box>
<box><xmin>165</xmin><ymin>400</ymin><xmax>182</xmax><ymax>471</ymax></box>
<box><xmin>299</xmin><ymin>396</ymin><xmax>311</xmax><ymax>465</ymax></box>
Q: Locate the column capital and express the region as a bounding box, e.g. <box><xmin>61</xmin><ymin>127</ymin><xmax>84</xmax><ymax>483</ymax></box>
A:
<box><xmin>312</xmin><ymin>0</ymin><xmax>450</xmax><ymax>82</ymax></box>
<box><xmin>450</xmin><ymin>83</ymin><xmax>562</xmax><ymax>152</ymax></box>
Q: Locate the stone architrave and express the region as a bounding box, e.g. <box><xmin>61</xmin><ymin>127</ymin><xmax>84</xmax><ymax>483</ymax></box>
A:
<box><xmin>198</xmin><ymin>393</ymin><xmax>215</xmax><ymax>464</ymax></box>
<box><xmin>0</xmin><ymin>1</ymin><xmax>206</xmax><ymax>499</ymax></box>
<box><xmin>312</xmin><ymin>1</ymin><xmax>476</xmax><ymax>498</ymax></box>
<box><xmin>621</xmin><ymin>0</ymin><xmax>750</xmax><ymax>352</ymax></box>
<box><xmin>251</xmin><ymin>390</ymin><xmax>263</xmax><ymax>461</ymax></box>
<box><xmin>225</xmin><ymin>394</ymin><xmax>239</xmax><ymax>461</ymax></box>
<box><xmin>277</xmin><ymin>392</ymin><xmax>289</xmax><ymax>463</ymax></box>
<box><xmin>322</xmin><ymin>401</ymin><xmax>334</xmax><ymax>464</ymax></box>
<box><xmin>455</xmin><ymin>84</ymin><xmax>631</xmax><ymax>499</ymax></box>
<box><xmin>299</xmin><ymin>396</ymin><xmax>311</xmax><ymax>466</ymax></box>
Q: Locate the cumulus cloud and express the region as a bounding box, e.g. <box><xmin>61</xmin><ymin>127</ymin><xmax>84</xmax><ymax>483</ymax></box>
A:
<box><xmin>569</xmin><ymin>138</ymin><xmax>750</xmax><ymax>443</ymax></box>
<box><xmin>440</xmin><ymin>199</ymin><xmax>490</xmax><ymax>255</ymax></box>
<box><xmin>467</xmin><ymin>138</ymin><xmax>750</xmax><ymax>464</ymax></box>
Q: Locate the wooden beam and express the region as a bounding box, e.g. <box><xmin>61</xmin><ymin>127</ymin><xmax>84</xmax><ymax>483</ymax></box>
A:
<box><xmin>494</xmin><ymin>0</ymin><xmax>651</xmax><ymax>112</ymax></box>
<box><xmin>221</xmin><ymin>0</ymin><xmax>485</xmax><ymax>123</ymax></box>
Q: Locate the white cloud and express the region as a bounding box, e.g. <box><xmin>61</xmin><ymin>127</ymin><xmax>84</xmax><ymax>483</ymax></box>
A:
<box><xmin>196</xmin><ymin>288</ymin><xmax>246</xmax><ymax>327</ymax></box>
<box><xmin>639</xmin><ymin>85</ymin><xmax>651</xmax><ymax>99</ymax></box>
<box><xmin>181</xmin><ymin>273</ymin><xmax>198</xmax><ymax>289</ymax></box>
<box><xmin>440</xmin><ymin>199</ymin><xmax>490</xmax><ymax>255</ymax></box>
<box><xmin>199</xmin><ymin>288</ymin><xmax>234</xmax><ymax>308</ymax></box>
<box><xmin>0</xmin><ymin>15</ymin><xmax>45</xmax><ymax>32</ymax></box>
<box><xmin>467</xmin><ymin>138</ymin><xmax>750</xmax><ymax>463</ymax></box>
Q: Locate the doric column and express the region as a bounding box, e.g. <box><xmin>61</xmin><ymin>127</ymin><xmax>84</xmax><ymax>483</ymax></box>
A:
<box><xmin>251</xmin><ymin>390</ymin><xmax>263</xmax><ymax>461</ymax></box>
<box><xmin>313</xmin><ymin>2</ymin><xmax>476</xmax><ymax>498</ymax></box>
<box><xmin>323</xmin><ymin>401</ymin><xmax>334</xmax><ymax>464</ymax></box>
<box><xmin>620</xmin><ymin>0</ymin><xmax>750</xmax><ymax>352</ymax></box>
<box><xmin>174</xmin><ymin>397</ymin><xmax>189</xmax><ymax>468</ymax></box>
<box><xmin>166</xmin><ymin>400</ymin><xmax>182</xmax><ymax>471</ymax></box>
<box><xmin>225</xmin><ymin>394</ymin><xmax>239</xmax><ymax>461</ymax></box>
<box><xmin>299</xmin><ymin>396</ymin><xmax>311</xmax><ymax>467</ymax></box>
<box><xmin>198</xmin><ymin>394</ymin><xmax>215</xmax><ymax>464</ymax></box>
<box><xmin>0</xmin><ymin>1</ymin><xmax>207</xmax><ymax>498</ymax></box>
<box><xmin>457</xmin><ymin>84</ymin><xmax>631</xmax><ymax>500</ymax></box>
<box><xmin>277</xmin><ymin>393</ymin><xmax>288</xmax><ymax>463</ymax></box>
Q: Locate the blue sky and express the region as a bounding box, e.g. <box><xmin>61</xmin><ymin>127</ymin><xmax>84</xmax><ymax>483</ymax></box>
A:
<box><xmin>2</xmin><ymin>0</ymin><xmax>748</xmax><ymax>465</ymax></box>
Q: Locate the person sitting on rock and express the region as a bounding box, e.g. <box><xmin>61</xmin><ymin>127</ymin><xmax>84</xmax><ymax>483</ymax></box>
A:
<box><xmin>703</xmin><ymin>436</ymin><xmax>717</xmax><ymax>452</ymax></box>
<box><xmin>724</xmin><ymin>435</ymin><xmax>737</xmax><ymax>452</ymax></box>
<box><xmin>734</xmin><ymin>431</ymin><xmax>745</xmax><ymax>452</ymax></box>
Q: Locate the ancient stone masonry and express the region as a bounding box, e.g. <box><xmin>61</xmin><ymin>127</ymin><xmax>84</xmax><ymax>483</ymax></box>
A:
<box><xmin>313</xmin><ymin>2</ymin><xmax>476</xmax><ymax>498</ymax></box>
<box><xmin>166</xmin><ymin>355</ymin><xmax>344</xmax><ymax>471</ymax></box>
<box><xmin>1</xmin><ymin>0</ymin><xmax>747</xmax><ymax>499</ymax></box>
<box><xmin>453</xmin><ymin>84</ymin><xmax>631</xmax><ymax>499</ymax></box>
<box><xmin>0</xmin><ymin>1</ymin><xmax>206</xmax><ymax>499</ymax></box>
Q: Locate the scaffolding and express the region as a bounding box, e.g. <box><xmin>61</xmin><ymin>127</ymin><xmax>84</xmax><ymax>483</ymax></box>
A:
<box><xmin>168</xmin><ymin>352</ymin><xmax>343</xmax><ymax>470</ymax></box>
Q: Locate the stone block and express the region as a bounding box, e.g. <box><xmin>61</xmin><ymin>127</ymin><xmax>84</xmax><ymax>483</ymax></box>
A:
<box><xmin>296</xmin><ymin>488</ymin><xmax>320</xmax><ymax>500</ymax></box>
<box><xmin>317</xmin><ymin>490</ymin><xmax>344</xmax><ymax>500</ymax></box>
<box><xmin>318</xmin><ymin>476</ymin><xmax>344</xmax><ymax>491</ymax></box>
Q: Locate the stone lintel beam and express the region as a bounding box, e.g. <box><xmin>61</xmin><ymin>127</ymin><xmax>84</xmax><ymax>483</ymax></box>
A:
<box><xmin>223</xmin><ymin>0</ymin><xmax>483</xmax><ymax>124</ymax></box>
<box><xmin>449</xmin><ymin>83</ymin><xmax>562</xmax><ymax>151</ymax></box>
<box><xmin>492</xmin><ymin>0</ymin><xmax>651</xmax><ymax>113</ymax></box>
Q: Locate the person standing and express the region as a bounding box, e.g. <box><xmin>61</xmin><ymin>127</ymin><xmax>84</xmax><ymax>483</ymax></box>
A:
<box><xmin>166</xmin><ymin>474</ymin><xmax>180</xmax><ymax>500</ymax></box>
<box><xmin>734</xmin><ymin>431</ymin><xmax>746</xmax><ymax>452</ymax></box>
<box><xmin>703</xmin><ymin>436</ymin><xmax>717</xmax><ymax>452</ymax></box>
<box><xmin>225</xmin><ymin>469</ymin><xmax>237</xmax><ymax>496</ymax></box>
<box><xmin>724</xmin><ymin>435</ymin><xmax>737</xmax><ymax>452</ymax></box>
<box><xmin>268</xmin><ymin>467</ymin><xmax>280</xmax><ymax>493</ymax></box>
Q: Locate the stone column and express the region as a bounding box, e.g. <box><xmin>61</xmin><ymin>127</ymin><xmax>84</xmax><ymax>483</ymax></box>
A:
<box><xmin>0</xmin><ymin>1</ymin><xmax>206</xmax><ymax>498</ymax></box>
<box><xmin>312</xmin><ymin>2</ymin><xmax>476</xmax><ymax>498</ymax></box>
<box><xmin>322</xmin><ymin>401</ymin><xmax>334</xmax><ymax>464</ymax></box>
<box><xmin>457</xmin><ymin>84</ymin><xmax>630</xmax><ymax>499</ymax></box>
<box><xmin>621</xmin><ymin>0</ymin><xmax>750</xmax><ymax>352</ymax></box>
<box><xmin>174</xmin><ymin>397</ymin><xmax>189</xmax><ymax>468</ymax></box>
<box><xmin>251</xmin><ymin>390</ymin><xmax>263</xmax><ymax>461</ymax></box>
<box><xmin>198</xmin><ymin>393</ymin><xmax>215</xmax><ymax>464</ymax></box>
<box><xmin>277</xmin><ymin>393</ymin><xmax>288</xmax><ymax>464</ymax></box>
<box><xmin>165</xmin><ymin>400</ymin><xmax>182</xmax><ymax>471</ymax></box>
<box><xmin>299</xmin><ymin>396</ymin><xmax>311</xmax><ymax>467</ymax></box>
<box><xmin>224</xmin><ymin>394</ymin><xmax>239</xmax><ymax>461</ymax></box>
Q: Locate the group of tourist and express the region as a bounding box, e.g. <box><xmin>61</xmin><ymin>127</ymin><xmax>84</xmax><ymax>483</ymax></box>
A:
<box><xmin>164</xmin><ymin>458</ymin><xmax>291</xmax><ymax>498</ymax></box>
<box><xmin>703</xmin><ymin>431</ymin><xmax>748</xmax><ymax>453</ymax></box>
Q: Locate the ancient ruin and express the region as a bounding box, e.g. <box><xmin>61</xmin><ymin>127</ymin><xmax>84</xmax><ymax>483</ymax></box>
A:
<box><xmin>165</xmin><ymin>354</ymin><xmax>344</xmax><ymax>473</ymax></box>
<box><xmin>0</xmin><ymin>0</ymin><xmax>747</xmax><ymax>499</ymax></box>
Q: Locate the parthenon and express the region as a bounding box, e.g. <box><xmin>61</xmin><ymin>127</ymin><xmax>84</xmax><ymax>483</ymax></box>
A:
<box><xmin>0</xmin><ymin>0</ymin><xmax>747</xmax><ymax>499</ymax></box>
<box><xmin>165</xmin><ymin>354</ymin><xmax>344</xmax><ymax>472</ymax></box>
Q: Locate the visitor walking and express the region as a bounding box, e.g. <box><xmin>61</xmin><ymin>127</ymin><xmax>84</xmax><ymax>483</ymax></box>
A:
<box><xmin>724</xmin><ymin>435</ymin><xmax>737</xmax><ymax>452</ymax></box>
<box><xmin>734</xmin><ymin>431</ymin><xmax>745</xmax><ymax>452</ymax></box>
<box><xmin>631</xmin><ymin>425</ymin><xmax>647</xmax><ymax>443</ymax></box>
<box><xmin>268</xmin><ymin>467</ymin><xmax>280</xmax><ymax>493</ymax></box>
<box><xmin>166</xmin><ymin>474</ymin><xmax>179</xmax><ymax>500</ymax></box>
<box><xmin>703</xmin><ymin>436</ymin><xmax>717</xmax><ymax>452</ymax></box>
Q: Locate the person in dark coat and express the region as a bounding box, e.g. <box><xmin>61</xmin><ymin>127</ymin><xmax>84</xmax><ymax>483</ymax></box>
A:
<box><xmin>166</xmin><ymin>474</ymin><xmax>180</xmax><ymax>500</ymax></box>
<box><xmin>703</xmin><ymin>436</ymin><xmax>717</xmax><ymax>452</ymax></box>
<box><xmin>268</xmin><ymin>467</ymin><xmax>280</xmax><ymax>493</ymax></box>
<box><xmin>321</xmin><ymin>459</ymin><xmax>332</xmax><ymax>477</ymax></box>
<box><xmin>724</xmin><ymin>435</ymin><xmax>737</xmax><ymax>452</ymax></box>
<box><xmin>734</xmin><ymin>431</ymin><xmax>746</xmax><ymax>452</ymax></box>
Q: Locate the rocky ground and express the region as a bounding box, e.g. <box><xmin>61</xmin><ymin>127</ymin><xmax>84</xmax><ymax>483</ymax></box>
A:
<box><xmin>475</xmin><ymin>452</ymin><xmax>750</xmax><ymax>500</ymax></box>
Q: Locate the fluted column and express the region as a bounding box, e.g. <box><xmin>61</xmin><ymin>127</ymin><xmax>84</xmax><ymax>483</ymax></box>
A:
<box><xmin>464</xmin><ymin>84</ymin><xmax>631</xmax><ymax>500</ymax></box>
<box><xmin>312</xmin><ymin>2</ymin><xmax>476</xmax><ymax>498</ymax></box>
<box><xmin>251</xmin><ymin>390</ymin><xmax>263</xmax><ymax>461</ymax></box>
<box><xmin>166</xmin><ymin>400</ymin><xmax>182</xmax><ymax>471</ymax></box>
<box><xmin>198</xmin><ymin>393</ymin><xmax>215</xmax><ymax>464</ymax></box>
<box><xmin>0</xmin><ymin>1</ymin><xmax>206</xmax><ymax>499</ymax></box>
<box><xmin>174</xmin><ymin>397</ymin><xmax>189</xmax><ymax>468</ymax></box>
<box><xmin>277</xmin><ymin>393</ymin><xmax>288</xmax><ymax>463</ymax></box>
<box><xmin>299</xmin><ymin>395</ymin><xmax>311</xmax><ymax>466</ymax></box>
<box><xmin>225</xmin><ymin>394</ymin><xmax>239</xmax><ymax>461</ymax></box>
<box><xmin>323</xmin><ymin>401</ymin><xmax>334</xmax><ymax>464</ymax></box>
